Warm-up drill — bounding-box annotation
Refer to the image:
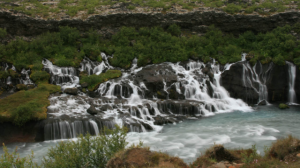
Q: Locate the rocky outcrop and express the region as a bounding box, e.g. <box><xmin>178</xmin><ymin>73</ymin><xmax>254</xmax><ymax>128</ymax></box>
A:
<box><xmin>221</xmin><ymin>61</ymin><xmax>300</xmax><ymax>104</ymax></box>
<box><xmin>266</xmin><ymin>64</ymin><xmax>289</xmax><ymax>103</ymax></box>
<box><xmin>64</xmin><ymin>87</ymin><xmax>78</xmax><ymax>95</ymax></box>
<box><xmin>221</xmin><ymin>62</ymin><xmax>259</xmax><ymax>105</ymax></box>
<box><xmin>1</xmin><ymin>8</ymin><xmax>300</xmax><ymax>38</ymax></box>
<box><xmin>0</xmin><ymin>121</ymin><xmax>44</xmax><ymax>145</ymax></box>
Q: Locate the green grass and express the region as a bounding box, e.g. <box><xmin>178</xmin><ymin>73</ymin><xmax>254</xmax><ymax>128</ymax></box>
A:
<box><xmin>0</xmin><ymin>0</ymin><xmax>297</xmax><ymax>18</ymax></box>
<box><xmin>80</xmin><ymin>70</ymin><xmax>122</xmax><ymax>91</ymax></box>
<box><xmin>0</xmin><ymin>83</ymin><xmax>61</xmax><ymax>126</ymax></box>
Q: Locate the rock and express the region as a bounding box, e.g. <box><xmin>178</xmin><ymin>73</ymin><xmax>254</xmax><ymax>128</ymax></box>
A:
<box><xmin>16</xmin><ymin>84</ymin><xmax>27</xmax><ymax>91</ymax></box>
<box><xmin>221</xmin><ymin>62</ymin><xmax>259</xmax><ymax>105</ymax></box>
<box><xmin>258</xmin><ymin>100</ymin><xmax>267</xmax><ymax>105</ymax></box>
<box><xmin>205</xmin><ymin>145</ymin><xmax>237</xmax><ymax>162</ymax></box>
<box><xmin>279</xmin><ymin>103</ymin><xmax>289</xmax><ymax>109</ymax></box>
<box><xmin>87</xmin><ymin>105</ymin><xmax>99</xmax><ymax>115</ymax></box>
<box><xmin>64</xmin><ymin>88</ymin><xmax>78</xmax><ymax>95</ymax></box>
<box><xmin>81</xmin><ymin>82</ymin><xmax>88</xmax><ymax>88</ymax></box>
<box><xmin>214</xmin><ymin>162</ymin><xmax>226</xmax><ymax>168</ymax></box>
<box><xmin>266</xmin><ymin>63</ymin><xmax>289</xmax><ymax>103</ymax></box>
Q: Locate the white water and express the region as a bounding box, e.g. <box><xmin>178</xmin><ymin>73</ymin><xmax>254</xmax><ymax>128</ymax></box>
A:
<box><xmin>242</xmin><ymin>61</ymin><xmax>273</xmax><ymax>104</ymax></box>
<box><xmin>3</xmin><ymin>106</ymin><xmax>300</xmax><ymax>165</ymax></box>
<box><xmin>42</xmin><ymin>59</ymin><xmax>79</xmax><ymax>90</ymax></box>
<box><xmin>286</xmin><ymin>61</ymin><xmax>298</xmax><ymax>105</ymax></box>
<box><xmin>41</xmin><ymin>53</ymin><xmax>252</xmax><ymax>141</ymax></box>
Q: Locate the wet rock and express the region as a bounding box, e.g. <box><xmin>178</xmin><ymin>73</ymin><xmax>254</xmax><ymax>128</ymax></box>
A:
<box><xmin>87</xmin><ymin>105</ymin><xmax>99</xmax><ymax>115</ymax></box>
<box><xmin>81</xmin><ymin>82</ymin><xmax>88</xmax><ymax>88</ymax></box>
<box><xmin>258</xmin><ymin>100</ymin><xmax>267</xmax><ymax>105</ymax></box>
<box><xmin>221</xmin><ymin>62</ymin><xmax>259</xmax><ymax>104</ymax></box>
<box><xmin>64</xmin><ymin>87</ymin><xmax>78</xmax><ymax>95</ymax></box>
<box><xmin>266</xmin><ymin>63</ymin><xmax>289</xmax><ymax>103</ymax></box>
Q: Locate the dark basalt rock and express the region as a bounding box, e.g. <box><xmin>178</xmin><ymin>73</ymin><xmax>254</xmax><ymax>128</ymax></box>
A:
<box><xmin>221</xmin><ymin>62</ymin><xmax>259</xmax><ymax>104</ymax></box>
<box><xmin>64</xmin><ymin>87</ymin><xmax>78</xmax><ymax>95</ymax></box>
<box><xmin>135</xmin><ymin>63</ymin><xmax>179</xmax><ymax>99</ymax></box>
<box><xmin>258</xmin><ymin>100</ymin><xmax>267</xmax><ymax>106</ymax></box>
<box><xmin>87</xmin><ymin>105</ymin><xmax>99</xmax><ymax>115</ymax></box>
<box><xmin>2</xmin><ymin>9</ymin><xmax>300</xmax><ymax>38</ymax></box>
<box><xmin>266</xmin><ymin>64</ymin><xmax>289</xmax><ymax>103</ymax></box>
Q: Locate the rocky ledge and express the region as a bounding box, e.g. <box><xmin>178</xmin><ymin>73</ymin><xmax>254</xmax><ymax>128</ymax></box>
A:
<box><xmin>1</xmin><ymin>7</ymin><xmax>300</xmax><ymax>39</ymax></box>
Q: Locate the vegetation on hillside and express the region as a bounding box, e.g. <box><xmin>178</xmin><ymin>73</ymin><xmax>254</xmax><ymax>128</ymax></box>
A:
<box><xmin>1</xmin><ymin>24</ymin><xmax>300</xmax><ymax>72</ymax></box>
<box><xmin>0</xmin><ymin>83</ymin><xmax>60</xmax><ymax>126</ymax></box>
<box><xmin>80</xmin><ymin>70</ymin><xmax>122</xmax><ymax>91</ymax></box>
<box><xmin>0</xmin><ymin>0</ymin><xmax>299</xmax><ymax>18</ymax></box>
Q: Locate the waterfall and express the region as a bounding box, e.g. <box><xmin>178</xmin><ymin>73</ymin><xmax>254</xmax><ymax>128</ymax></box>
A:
<box><xmin>42</xmin><ymin>59</ymin><xmax>79</xmax><ymax>90</ymax></box>
<box><xmin>20</xmin><ymin>69</ymin><xmax>33</xmax><ymax>85</ymax></box>
<box><xmin>241</xmin><ymin>61</ymin><xmax>273</xmax><ymax>104</ymax></box>
<box><xmin>44</xmin><ymin>53</ymin><xmax>254</xmax><ymax>140</ymax></box>
<box><xmin>286</xmin><ymin>61</ymin><xmax>297</xmax><ymax>105</ymax></box>
<box><xmin>44</xmin><ymin>119</ymin><xmax>113</xmax><ymax>140</ymax></box>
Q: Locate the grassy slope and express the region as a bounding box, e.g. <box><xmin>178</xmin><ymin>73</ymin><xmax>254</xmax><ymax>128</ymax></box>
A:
<box><xmin>0</xmin><ymin>83</ymin><xmax>61</xmax><ymax>126</ymax></box>
<box><xmin>80</xmin><ymin>70</ymin><xmax>122</xmax><ymax>91</ymax></box>
<box><xmin>0</xmin><ymin>0</ymin><xmax>299</xmax><ymax>19</ymax></box>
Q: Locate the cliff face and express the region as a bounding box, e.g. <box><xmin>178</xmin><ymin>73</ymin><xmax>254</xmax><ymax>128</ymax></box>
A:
<box><xmin>220</xmin><ymin>61</ymin><xmax>299</xmax><ymax>104</ymax></box>
<box><xmin>1</xmin><ymin>8</ymin><xmax>300</xmax><ymax>37</ymax></box>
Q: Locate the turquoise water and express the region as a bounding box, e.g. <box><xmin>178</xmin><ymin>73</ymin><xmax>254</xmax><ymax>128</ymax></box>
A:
<box><xmin>1</xmin><ymin>105</ymin><xmax>300</xmax><ymax>164</ymax></box>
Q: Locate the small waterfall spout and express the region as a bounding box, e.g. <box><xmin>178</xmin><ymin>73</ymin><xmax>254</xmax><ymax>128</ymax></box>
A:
<box><xmin>286</xmin><ymin>61</ymin><xmax>297</xmax><ymax>105</ymax></box>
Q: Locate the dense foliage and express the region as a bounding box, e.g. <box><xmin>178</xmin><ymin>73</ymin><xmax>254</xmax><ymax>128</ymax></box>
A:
<box><xmin>43</xmin><ymin>125</ymin><xmax>128</xmax><ymax>168</ymax></box>
<box><xmin>0</xmin><ymin>145</ymin><xmax>39</xmax><ymax>168</ymax></box>
<box><xmin>80</xmin><ymin>70</ymin><xmax>122</xmax><ymax>91</ymax></box>
<box><xmin>1</xmin><ymin>24</ymin><xmax>300</xmax><ymax>71</ymax></box>
<box><xmin>0</xmin><ymin>126</ymin><xmax>128</xmax><ymax>168</ymax></box>
<box><xmin>0</xmin><ymin>84</ymin><xmax>61</xmax><ymax>126</ymax></box>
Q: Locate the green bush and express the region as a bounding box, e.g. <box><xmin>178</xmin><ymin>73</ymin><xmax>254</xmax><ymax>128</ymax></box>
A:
<box><xmin>224</xmin><ymin>4</ymin><xmax>242</xmax><ymax>14</ymax></box>
<box><xmin>0</xmin><ymin>28</ymin><xmax>7</xmax><ymax>38</ymax></box>
<box><xmin>0</xmin><ymin>145</ymin><xmax>39</xmax><ymax>168</ymax></box>
<box><xmin>80</xmin><ymin>70</ymin><xmax>122</xmax><ymax>91</ymax></box>
<box><xmin>278</xmin><ymin>103</ymin><xmax>289</xmax><ymax>109</ymax></box>
<box><xmin>43</xmin><ymin>125</ymin><xmax>128</xmax><ymax>168</ymax></box>
<box><xmin>167</xmin><ymin>24</ymin><xmax>181</xmax><ymax>36</ymax></box>
<box><xmin>11</xmin><ymin>101</ymin><xmax>41</xmax><ymax>126</ymax></box>
<box><xmin>30</xmin><ymin>71</ymin><xmax>50</xmax><ymax>83</ymax></box>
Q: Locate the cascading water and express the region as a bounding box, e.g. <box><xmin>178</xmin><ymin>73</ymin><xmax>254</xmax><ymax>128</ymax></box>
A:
<box><xmin>286</xmin><ymin>61</ymin><xmax>298</xmax><ymax>105</ymax></box>
<box><xmin>42</xmin><ymin>59</ymin><xmax>79</xmax><ymax>90</ymax></box>
<box><xmin>20</xmin><ymin>69</ymin><xmax>33</xmax><ymax>85</ymax></box>
<box><xmin>42</xmin><ymin>53</ymin><xmax>254</xmax><ymax>140</ymax></box>
<box><xmin>242</xmin><ymin>61</ymin><xmax>273</xmax><ymax>104</ymax></box>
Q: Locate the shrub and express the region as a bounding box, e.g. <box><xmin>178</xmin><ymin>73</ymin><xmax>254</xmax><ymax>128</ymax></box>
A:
<box><xmin>30</xmin><ymin>71</ymin><xmax>50</xmax><ymax>83</ymax></box>
<box><xmin>11</xmin><ymin>101</ymin><xmax>41</xmax><ymax>126</ymax></box>
<box><xmin>268</xmin><ymin>135</ymin><xmax>300</xmax><ymax>160</ymax></box>
<box><xmin>224</xmin><ymin>4</ymin><xmax>242</xmax><ymax>14</ymax></box>
<box><xmin>0</xmin><ymin>28</ymin><xmax>7</xmax><ymax>38</ymax></box>
<box><xmin>167</xmin><ymin>24</ymin><xmax>181</xmax><ymax>36</ymax></box>
<box><xmin>278</xmin><ymin>103</ymin><xmax>289</xmax><ymax>109</ymax></box>
<box><xmin>80</xmin><ymin>70</ymin><xmax>122</xmax><ymax>91</ymax></box>
<box><xmin>0</xmin><ymin>145</ymin><xmax>39</xmax><ymax>168</ymax></box>
<box><xmin>43</xmin><ymin>125</ymin><xmax>128</xmax><ymax>168</ymax></box>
